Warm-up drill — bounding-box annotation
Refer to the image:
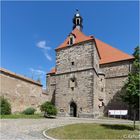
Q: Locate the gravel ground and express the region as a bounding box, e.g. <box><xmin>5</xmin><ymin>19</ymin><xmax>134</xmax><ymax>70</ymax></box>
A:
<box><xmin>0</xmin><ymin>117</ymin><xmax>136</xmax><ymax>140</ymax></box>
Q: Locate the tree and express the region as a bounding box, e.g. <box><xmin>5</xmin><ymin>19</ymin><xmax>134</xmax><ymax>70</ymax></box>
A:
<box><xmin>0</xmin><ymin>96</ymin><xmax>11</xmax><ymax>115</ymax></box>
<box><xmin>40</xmin><ymin>101</ymin><xmax>57</xmax><ymax>117</ymax></box>
<box><xmin>121</xmin><ymin>46</ymin><xmax>140</xmax><ymax>129</ymax></box>
<box><xmin>22</xmin><ymin>107</ymin><xmax>36</xmax><ymax>115</ymax></box>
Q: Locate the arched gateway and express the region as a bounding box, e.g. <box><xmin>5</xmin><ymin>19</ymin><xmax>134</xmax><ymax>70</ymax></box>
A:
<box><xmin>70</xmin><ymin>102</ymin><xmax>77</xmax><ymax>117</ymax></box>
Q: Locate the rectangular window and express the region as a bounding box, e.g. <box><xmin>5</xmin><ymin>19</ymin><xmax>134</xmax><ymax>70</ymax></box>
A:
<box><xmin>71</xmin><ymin>87</ymin><xmax>74</xmax><ymax>91</ymax></box>
<box><xmin>76</xmin><ymin>18</ymin><xmax>80</xmax><ymax>25</ymax></box>
<box><xmin>71</xmin><ymin>62</ymin><xmax>74</xmax><ymax>65</ymax></box>
<box><xmin>70</xmin><ymin>37</ymin><xmax>73</xmax><ymax>45</ymax></box>
<box><xmin>101</xmin><ymin>88</ymin><xmax>104</xmax><ymax>92</ymax></box>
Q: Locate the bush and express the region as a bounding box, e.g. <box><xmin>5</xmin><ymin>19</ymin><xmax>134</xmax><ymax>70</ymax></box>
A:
<box><xmin>40</xmin><ymin>101</ymin><xmax>57</xmax><ymax>116</ymax></box>
<box><xmin>22</xmin><ymin>107</ymin><xmax>36</xmax><ymax>115</ymax></box>
<box><xmin>0</xmin><ymin>97</ymin><xmax>11</xmax><ymax>115</ymax></box>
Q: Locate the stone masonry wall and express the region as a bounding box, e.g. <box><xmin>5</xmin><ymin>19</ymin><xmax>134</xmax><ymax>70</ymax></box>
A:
<box><xmin>100</xmin><ymin>60</ymin><xmax>133</xmax><ymax>114</ymax></box>
<box><xmin>46</xmin><ymin>74</ymin><xmax>56</xmax><ymax>104</ymax></box>
<box><xmin>54</xmin><ymin>41</ymin><xmax>101</xmax><ymax>118</ymax></box>
<box><xmin>0</xmin><ymin>69</ymin><xmax>47</xmax><ymax>113</ymax></box>
<box><xmin>56</xmin><ymin>42</ymin><xmax>94</xmax><ymax>74</ymax></box>
<box><xmin>55</xmin><ymin>70</ymin><xmax>94</xmax><ymax>117</ymax></box>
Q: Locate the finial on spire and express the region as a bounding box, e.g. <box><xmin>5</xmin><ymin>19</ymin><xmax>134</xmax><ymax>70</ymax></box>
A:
<box><xmin>72</xmin><ymin>10</ymin><xmax>83</xmax><ymax>31</ymax></box>
<box><xmin>76</xmin><ymin>9</ymin><xmax>80</xmax><ymax>17</ymax></box>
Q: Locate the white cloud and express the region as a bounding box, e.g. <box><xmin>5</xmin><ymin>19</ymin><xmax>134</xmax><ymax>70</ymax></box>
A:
<box><xmin>44</xmin><ymin>51</ymin><xmax>52</xmax><ymax>61</ymax></box>
<box><xmin>30</xmin><ymin>68</ymin><xmax>45</xmax><ymax>76</ymax></box>
<box><xmin>36</xmin><ymin>40</ymin><xmax>52</xmax><ymax>61</ymax></box>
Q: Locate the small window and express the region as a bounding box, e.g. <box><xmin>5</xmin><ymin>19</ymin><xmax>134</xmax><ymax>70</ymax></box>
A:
<box><xmin>71</xmin><ymin>62</ymin><xmax>74</xmax><ymax>65</ymax></box>
<box><xmin>69</xmin><ymin>34</ymin><xmax>75</xmax><ymax>45</ymax></box>
<box><xmin>72</xmin><ymin>79</ymin><xmax>75</xmax><ymax>82</ymax></box>
<box><xmin>76</xmin><ymin>18</ymin><xmax>80</xmax><ymax>25</ymax></box>
<box><xmin>101</xmin><ymin>88</ymin><xmax>104</xmax><ymax>92</ymax></box>
<box><xmin>71</xmin><ymin>87</ymin><xmax>74</xmax><ymax>91</ymax></box>
<box><xmin>69</xmin><ymin>36</ymin><xmax>74</xmax><ymax>45</ymax></box>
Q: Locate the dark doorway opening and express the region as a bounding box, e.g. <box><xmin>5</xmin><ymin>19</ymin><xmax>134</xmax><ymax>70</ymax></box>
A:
<box><xmin>70</xmin><ymin>102</ymin><xmax>77</xmax><ymax>117</ymax></box>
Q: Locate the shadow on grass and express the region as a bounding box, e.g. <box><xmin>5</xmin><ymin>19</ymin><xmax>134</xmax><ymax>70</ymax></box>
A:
<box><xmin>101</xmin><ymin>124</ymin><xmax>135</xmax><ymax>131</ymax></box>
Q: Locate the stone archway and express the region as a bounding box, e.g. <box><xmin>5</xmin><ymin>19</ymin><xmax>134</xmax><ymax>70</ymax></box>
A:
<box><xmin>70</xmin><ymin>102</ymin><xmax>77</xmax><ymax>117</ymax></box>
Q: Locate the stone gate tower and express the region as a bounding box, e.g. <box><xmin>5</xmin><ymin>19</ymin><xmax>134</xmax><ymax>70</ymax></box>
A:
<box><xmin>46</xmin><ymin>10</ymin><xmax>134</xmax><ymax>118</ymax></box>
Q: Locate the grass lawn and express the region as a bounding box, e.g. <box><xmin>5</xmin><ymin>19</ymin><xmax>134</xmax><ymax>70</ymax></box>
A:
<box><xmin>47</xmin><ymin>123</ymin><xmax>139</xmax><ymax>139</ymax></box>
<box><xmin>0</xmin><ymin>114</ymin><xmax>44</xmax><ymax>119</ymax></box>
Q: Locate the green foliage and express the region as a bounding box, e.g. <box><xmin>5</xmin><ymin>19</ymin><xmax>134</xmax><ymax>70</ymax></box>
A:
<box><xmin>22</xmin><ymin>107</ymin><xmax>36</xmax><ymax>115</ymax></box>
<box><xmin>40</xmin><ymin>101</ymin><xmax>57</xmax><ymax>116</ymax></box>
<box><xmin>121</xmin><ymin>46</ymin><xmax>140</xmax><ymax>109</ymax></box>
<box><xmin>0</xmin><ymin>97</ymin><xmax>11</xmax><ymax>115</ymax></box>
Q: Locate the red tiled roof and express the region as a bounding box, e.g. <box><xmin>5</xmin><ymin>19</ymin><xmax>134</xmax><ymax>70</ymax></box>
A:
<box><xmin>95</xmin><ymin>38</ymin><xmax>134</xmax><ymax>64</ymax></box>
<box><xmin>47</xmin><ymin>67</ymin><xmax>56</xmax><ymax>74</ymax></box>
<box><xmin>48</xmin><ymin>28</ymin><xmax>134</xmax><ymax>74</ymax></box>
<box><xmin>56</xmin><ymin>28</ymin><xmax>93</xmax><ymax>50</ymax></box>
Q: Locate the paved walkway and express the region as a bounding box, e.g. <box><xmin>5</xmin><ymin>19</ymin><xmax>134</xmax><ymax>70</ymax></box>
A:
<box><xmin>0</xmin><ymin>117</ymin><xmax>137</xmax><ymax>140</ymax></box>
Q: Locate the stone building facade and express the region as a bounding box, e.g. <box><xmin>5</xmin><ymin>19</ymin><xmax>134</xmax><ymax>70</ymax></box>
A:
<box><xmin>0</xmin><ymin>68</ymin><xmax>47</xmax><ymax>113</ymax></box>
<box><xmin>46</xmin><ymin>11</ymin><xmax>134</xmax><ymax>118</ymax></box>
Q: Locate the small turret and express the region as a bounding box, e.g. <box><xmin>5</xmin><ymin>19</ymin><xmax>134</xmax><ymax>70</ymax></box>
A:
<box><xmin>72</xmin><ymin>9</ymin><xmax>83</xmax><ymax>31</ymax></box>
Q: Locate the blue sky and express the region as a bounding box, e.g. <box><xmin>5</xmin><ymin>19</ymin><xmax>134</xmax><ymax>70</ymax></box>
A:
<box><xmin>1</xmin><ymin>1</ymin><xmax>139</xmax><ymax>88</ymax></box>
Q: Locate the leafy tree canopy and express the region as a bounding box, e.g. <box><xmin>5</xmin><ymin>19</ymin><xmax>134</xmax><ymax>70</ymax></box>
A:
<box><xmin>0</xmin><ymin>96</ymin><xmax>11</xmax><ymax>115</ymax></box>
<box><xmin>40</xmin><ymin>101</ymin><xmax>57</xmax><ymax>116</ymax></box>
<box><xmin>121</xmin><ymin>46</ymin><xmax>140</xmax><ymax>109</ymax></box>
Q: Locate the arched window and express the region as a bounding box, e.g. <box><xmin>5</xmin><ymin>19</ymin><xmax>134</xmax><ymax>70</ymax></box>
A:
<box><xmin>76</xmin><ymin>18</ymin><xmax>80</xmax><ymax>25</ymax></box>
<box><xmin>69</xmin><ymin>34</ymin><xmax>75</xmax><ymax>45</ymax></box>
<box><xmin>69</xmin><ymin>36</ymin><xmax>74</xmax><ymax>45</ymax></box>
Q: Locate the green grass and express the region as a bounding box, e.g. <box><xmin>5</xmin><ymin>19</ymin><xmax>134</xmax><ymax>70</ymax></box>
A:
<box><xmin>47</xmin><ymin>123</ymin><xmax>140</xmax><ymax>139</ymax></box>
<box><xmin>0</xmin><ymin>114</ymin><xmax>44</xmax><ymax>119</ymax></box>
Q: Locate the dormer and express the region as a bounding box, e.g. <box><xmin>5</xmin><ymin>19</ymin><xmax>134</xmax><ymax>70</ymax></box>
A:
<box><xmin>68</xmin><ymin>33</ymin><xmax>75</xmax><ymax>45</ymax></box>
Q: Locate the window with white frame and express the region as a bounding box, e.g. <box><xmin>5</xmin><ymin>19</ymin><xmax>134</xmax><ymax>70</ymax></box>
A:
<box><xmin>69</xmin><ymin>34</ymin><xmax>75</xmax><ymax>45</ymax></box>
<box><xmin>76</xmin><ymin>18</ymin><xmax>80</xmax><ymax>25</ymax></box>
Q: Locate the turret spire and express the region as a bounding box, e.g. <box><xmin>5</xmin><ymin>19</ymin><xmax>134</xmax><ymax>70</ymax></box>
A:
<box><xmin>73</xmin><ymin>9</ymin><xmax>83</xmax><ymax>31</ymax></box>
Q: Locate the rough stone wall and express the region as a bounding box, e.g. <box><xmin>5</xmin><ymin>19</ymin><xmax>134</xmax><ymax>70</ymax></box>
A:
<box><xmin>56</xmin><ymin>42</ymin><xmax>94</xmax><ymax>74</ymax></box>
<box><xmin>0</xmin><ymin>70</ymin><xmax>47</xmax><ymax>113</ymax></box>
<box><xmin>94</xmin><ymin>73</ymin><xmax>105</xmax><ymax>117</ymax></box>
<box><xmin>92</xmin><ymin>44</ymin><xmax>102</xmax><ymax>116</ymax></box>
<box><xmin>46</xmin><ymin>74</ymin><xmax>56</xmax><ymax>104</ymax></box>
<box><xmin>54</xmin><ymin>41</ymin><xmax>101</xmax><ymax>118</ymax></box>
<box><xmin>55</xmin><ymin>70</ymin><xmax>94</xmax><ymax>117</ymax></box>
<box><xmin>100</xmin><ymin>61</ymin><xmax>132</xmax><ymax>78</ymax></box>
<box><xmin>100</xmin><ymin>60</ymin><xmax>133</xmax><ymax>114</ymax></box>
